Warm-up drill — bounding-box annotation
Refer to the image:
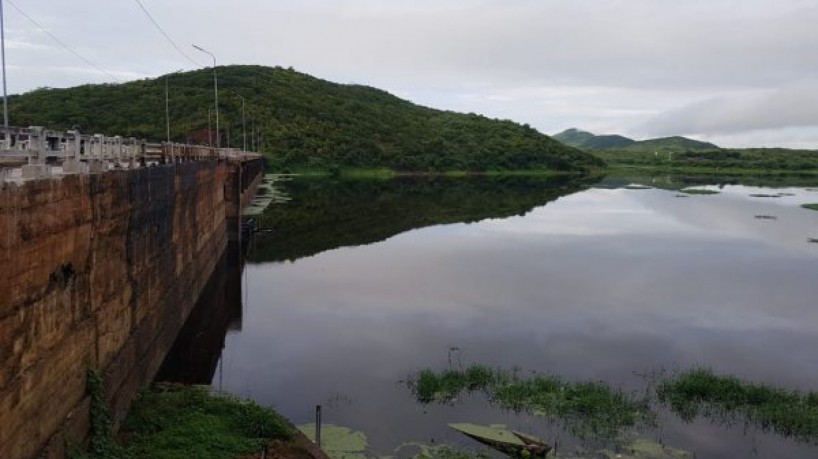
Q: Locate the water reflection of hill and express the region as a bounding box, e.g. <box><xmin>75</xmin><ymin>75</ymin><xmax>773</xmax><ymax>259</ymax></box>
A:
<box><xmin>247</xmin><ymin>176</ymin><xmax>595</xmax><ymax>263</ymax></box>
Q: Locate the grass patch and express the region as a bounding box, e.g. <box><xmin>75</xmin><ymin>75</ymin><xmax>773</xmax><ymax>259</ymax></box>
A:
<box><xmin>657</xmin><ymin>368</ymin><xmax>818</xmax><ymax>441</ymax></box>
<box><xmin>409</xmin><ymin>366</ymin><xmax>652</xmax><ymax>439</ymax></box>
<box><xmin>679</xmin><ymin>188</ymin><xmax>720</xmax><ymax>195</ymax></box>
<box><xmin>70</xmin><ymin>383</ymin><xmax>292</xmax><ymax>459</ymax></box>
<box><xmin>120</xmin><ymin>384</ymin><xmax>292</xmax><ymax>459</ymax></box>
<box><xmin>801</xmin><ymin>203</ymin><xmax>818</xmax><ymax>211</ymax></box>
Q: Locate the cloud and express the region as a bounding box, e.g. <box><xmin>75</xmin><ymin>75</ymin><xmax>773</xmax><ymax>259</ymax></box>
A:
<box><xmin>4</xmin><ymin>0</ymin><xmax>818</xmax><ymax>147</ymax></box>
<box><xmin>638</xmin><ymin>81</ymin><xmax>818</xmax><ymax>138</ymax></box>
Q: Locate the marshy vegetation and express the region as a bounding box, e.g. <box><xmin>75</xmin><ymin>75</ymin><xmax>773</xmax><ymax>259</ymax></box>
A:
<box><xmin>408</xmin><ymin>365</ymin><xmax>653</xmax><ymax>439</ymax></box>
<box><xmin>657</xmin><ymin>368</ymin><xmax>818</xmax><ymax>441</ymax></box>
<box><xmin>408</xmin><ymin>365</ymin><xmax>818</xmax><ymax>446</ymax></box>
<box><xmin>801</xmin><ymin>203</ymin><xmax>818</xmax><ymax>211</ymax></box>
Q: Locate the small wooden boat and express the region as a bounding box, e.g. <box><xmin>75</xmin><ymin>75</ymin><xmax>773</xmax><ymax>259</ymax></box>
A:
<box><xmin>448</xmin><ymin>423</ymin><xmax>551</xmax><ymax>458</ymax></box>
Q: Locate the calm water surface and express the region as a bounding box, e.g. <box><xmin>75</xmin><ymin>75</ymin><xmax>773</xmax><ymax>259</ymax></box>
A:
<box><xmin>213</xmin><ymin>176</ymin><xmax>818</xmax><ymax>458</ymax></box>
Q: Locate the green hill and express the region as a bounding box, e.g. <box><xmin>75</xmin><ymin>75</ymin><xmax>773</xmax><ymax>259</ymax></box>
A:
<box><xmin>624</xmin><ymin>136</ymin><xmax>719</xmax><ymax>152</ymax></box>
<box><xmin>593</xmin><ymin>146</ymin><xmax>818</xmax><ymax>172</ymax></box>
<box><xmin>554</xmin><ymin>128</ymin><xmax>635</xmax><ymax>150</ymax></box>
<box><xmin>554</xmin><ymin>128</ymin><xmax>717</xmax><ymax>152</ymax></box>
<box><xmin>9</xmin><ymin>65</ymin><xmax>601</xmax><ymax>173</ymax></box>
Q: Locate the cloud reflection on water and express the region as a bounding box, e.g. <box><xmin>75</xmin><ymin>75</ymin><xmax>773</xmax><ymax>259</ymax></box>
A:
<box><xmin>220</xmin><ymin>182</ymin><xmax>818</xmax><ymax>458</ymax></box>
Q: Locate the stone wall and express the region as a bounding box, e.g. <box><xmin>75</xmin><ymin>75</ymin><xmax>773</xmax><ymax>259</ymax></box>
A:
<box><xmin>0</xmin><ymin>160</ymin><xmax>245</xmax><ymax>459</ymax></box>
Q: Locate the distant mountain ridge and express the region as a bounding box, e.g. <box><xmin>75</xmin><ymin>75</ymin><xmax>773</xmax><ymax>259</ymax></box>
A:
<box><xmin>554</xmin><ymin>128</ymin><xmax>719</xmax><ymax>152</ymax></box>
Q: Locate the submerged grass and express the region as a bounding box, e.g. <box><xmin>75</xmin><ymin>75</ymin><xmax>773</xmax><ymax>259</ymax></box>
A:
<box><xmin>415</xmin><ymin>365</ymin><xmax>496</xmax><ymax>402</ymax></box>
<box><xmin>657</xmin><ymin>368</ymin><xmax>818</xmax><ymax>441</ymax></box>
<box><xmin>801</xmin><ymin>203</ymin><xmax>818</xmax><ymax>211</ymax></box>
<box><xmin>410</xmin><ymin>366</ymin><xmax>652</xmax><ymax>439</ymax></box>
<box><xmin>413</xmin><ymin>365</ymin><xmax>818</xmax><ymax>444</ymax></box>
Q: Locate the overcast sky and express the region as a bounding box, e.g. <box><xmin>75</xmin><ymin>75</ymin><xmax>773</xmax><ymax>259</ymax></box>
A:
<box><xmin>4</xmin><ymin>0</ymin><xmax>818</xmax><ymax>148</ymax></box>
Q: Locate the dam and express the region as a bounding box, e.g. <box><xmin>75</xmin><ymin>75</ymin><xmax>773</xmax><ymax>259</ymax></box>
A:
<box><xmin>0</xmin><ymin>126</ymin><xmax>263</xmax><ymax>459</ymax></box>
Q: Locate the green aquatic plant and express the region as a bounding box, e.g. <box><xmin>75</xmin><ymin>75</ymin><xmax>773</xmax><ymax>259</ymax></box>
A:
<box><xmin>77</xmin><ymin>369</ymin><xmax>125</xmax><ymax>459</ymax></box>
<box><xmin>658</xmin><ymin>368</ymin><xmax>818</xmax><ymax>441</ymax></box>
<box><xmin>405</xmin><ymin>439</ymin><xmax>691</xmax><ymax>459</ymax></box>
<box><xmin>415</xmin><ymin>365</ymin><xmax>497</xmax><ymax>402</ymax></box>
<box><xmin>409</xmin><ymin>366</ymin><xmax>653</xmax><ymax>439</ymax></box>
<box><xmin>801</xmin><ymin>203</ymin><xmax>818</xmax><ymax>211</ymax></box>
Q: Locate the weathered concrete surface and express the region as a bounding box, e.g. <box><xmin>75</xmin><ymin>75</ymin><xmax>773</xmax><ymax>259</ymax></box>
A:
<box><xmin>0</xmin><ymin>158</ymin><xmax>261</xmax><ymax>459</ymax></box>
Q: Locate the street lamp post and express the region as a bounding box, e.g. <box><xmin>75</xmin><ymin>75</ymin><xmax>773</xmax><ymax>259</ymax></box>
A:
<box><xmin>207</xmin><ymin>107</ymin><xmax>212</xmax><ymax>148</ymax></box>
<box><xmin>192</xmin><ymin>44</ymin><xmax>219</xmax><ymax>148</ymax></box>
<box><xmin>165</xmin><ymin>75</ymin><xmax>170</xmax><ymax>144</ymax></box>
<box><xmin>236</xmin><ymin>94</ymin><xmax>246</xmax><ymax>152</ymax></box>
<box><xmin>163</xmin><ymin>70</ymin><xmax>184</xmax><ymax>146</ymax></box>
<box><xmin>1</xmin><ymin>0</ymin><xmax>9</xmax><ymax>136</ymax></box>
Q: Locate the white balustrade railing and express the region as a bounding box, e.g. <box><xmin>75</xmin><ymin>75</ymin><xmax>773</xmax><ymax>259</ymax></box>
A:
<box><xmin>0</xmin><ymin>125</ymin><xmax>261</xmax><ymax>182</ymax></box>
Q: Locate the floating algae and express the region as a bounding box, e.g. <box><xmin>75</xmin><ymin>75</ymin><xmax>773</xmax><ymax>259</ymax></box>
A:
<box><xmin>405</xmin><ymin>437</ymin><xmax>692</xmax><ymax>459</ymax></box>
<box><xmin>578</xmin><ymin>439</ymin><xmax>693</xmax><ymax>459</ymax></box>
<box><xmin>299</xmin><ymin>423</ymin><xmax>371</xmax><ymax>459</ymax></box>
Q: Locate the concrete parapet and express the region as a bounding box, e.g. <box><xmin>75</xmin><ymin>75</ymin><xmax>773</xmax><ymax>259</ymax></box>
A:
<box><xmin>0</xmin><ymin>159</ymin><xmax>261</xmax><ymax>459</ymax></box>
<box><xmin>21</xmin><ymin>164</ymin><xmax>51</xmax><ymax>180</ymax></box>
<box><xmin>87</xmin><ymin>160</ymin><xmax>108</xmax><ymax>174</ymax></box>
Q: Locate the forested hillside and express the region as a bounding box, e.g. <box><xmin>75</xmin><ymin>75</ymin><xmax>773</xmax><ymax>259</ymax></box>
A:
<box><xmin>9</xmin><ymin>65</ymin><xmax>601</xmax><ymax>172</ymax></box>
<box><xmin>554</xmin><ymin>128</ymin><xmax>717</xmax><ymax>152</ymax></box>
<box><xmin>553</xmin><ymin>128</ymin><xmax>635</xmax><ymax>150</ymax></box>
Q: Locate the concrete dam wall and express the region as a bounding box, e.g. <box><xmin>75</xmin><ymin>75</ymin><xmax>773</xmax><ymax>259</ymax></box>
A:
<box><xmin>0</xmin><ymin>158</ymin><xmax>261</xmax><ymax>459</ymax></box>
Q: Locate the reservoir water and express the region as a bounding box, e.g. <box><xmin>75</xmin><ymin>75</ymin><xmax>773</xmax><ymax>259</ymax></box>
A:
<box><xmin>200</xmin><ymin>175</ymin><xmax>818</xmax><ymax>458</ymax></box>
